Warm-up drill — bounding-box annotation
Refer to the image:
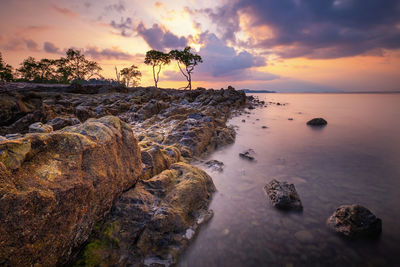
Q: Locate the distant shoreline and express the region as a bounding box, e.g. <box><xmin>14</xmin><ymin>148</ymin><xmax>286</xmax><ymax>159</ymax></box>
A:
<box><xmin>247</xmin><ymin>91</ymin><xmax>400</xmax><ymax>94</ymax></box>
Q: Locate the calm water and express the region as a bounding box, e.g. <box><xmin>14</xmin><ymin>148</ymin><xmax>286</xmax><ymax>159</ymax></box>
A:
<box><xmin>179</xmin><ymin>93</ymin><xmax>400</xmax><ymax>267</ymax></box>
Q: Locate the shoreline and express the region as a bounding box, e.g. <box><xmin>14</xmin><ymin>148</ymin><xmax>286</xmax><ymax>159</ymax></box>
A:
<box><xmin>0</xmin><ymin>83</ymin><xmax>263</xmax><ymax>266</ymax></box>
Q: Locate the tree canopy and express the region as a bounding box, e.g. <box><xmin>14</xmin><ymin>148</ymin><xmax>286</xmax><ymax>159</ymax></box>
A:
<box><xmin>169</xmin><ymin>47</ymin><xmax>202</xmax><ymax>90</ymax></box>
<box><xmin>0</xmin><ymin>52</ymin><xmax>14</xmax><ymax>82</ymax></box>
<box><xmin>120</xmin><ymin>65</ymin><xmax>142</xmax><ymax>87</ymax></box>
<box><xmin>144</xmin><ymin>50</ymin><xmax>170</xmax><ymax>88</ymax></box>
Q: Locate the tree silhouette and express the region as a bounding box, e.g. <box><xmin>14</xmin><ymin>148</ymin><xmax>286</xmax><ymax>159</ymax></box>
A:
<box><xmin>170</xmin><ymin>46</ymin><xmax>202</xmax><ymax>90</ymax></box>
<box><xmin>64</xmin><ymin>49</ymin><xmax>102</xmax><ymax>81</ymax></box>
<box><xmin>120</xmin><ymin>65</ymin><xmax>141</xmax><ymax>87</ymax></box>
<box><xmin>144</xmin><ymin>50</ymin><xmax>170</xmax><ymax>88</ymax></box>
<box><xmin>0</xmin><ymin>52</ymin><xmax>13</xmax><ymax>82</ymax></box>
<box><xmin>17</xmin><ymin>57</ymin><xmax>39</xmax><ymax>81</ymax></box>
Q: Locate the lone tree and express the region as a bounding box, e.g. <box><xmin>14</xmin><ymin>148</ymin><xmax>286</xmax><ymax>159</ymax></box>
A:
<box><xmin>120</xmin><ymin>65</ymin><xmax>141</xmax><ymax>87</ymax></box>
<box><xmin>170</xmin><ymin>46</ymin><xmax>202</xmax><ymax>90</ymax></box>
<box><xmin>0</xmin><ymin>52</ymin><xmax>14</xmax><ymax>82</ymax></box>
<box><xmin>144</xmin><ymin>50</ymin><xmax>170</xmax><ymax>88</ymax></box>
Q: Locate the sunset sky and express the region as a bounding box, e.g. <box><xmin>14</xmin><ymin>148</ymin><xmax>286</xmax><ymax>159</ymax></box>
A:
<box><xmin>1</xmin><ymin>0</ymin><xmax>399</xmax><ymax>92</ymax></box>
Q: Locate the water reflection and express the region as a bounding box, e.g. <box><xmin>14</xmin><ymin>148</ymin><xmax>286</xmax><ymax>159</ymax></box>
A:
<box><xmin>179</xmin><ymin>94</ymin><xmax>400</xmax><ymax>267</ymax></box>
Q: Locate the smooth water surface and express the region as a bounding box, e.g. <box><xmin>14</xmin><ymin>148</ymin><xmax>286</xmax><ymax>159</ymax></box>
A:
<box><xmin>179</xmin><ymin>93</ymin><xmax>400</xmax><ymax>267</ymax></box>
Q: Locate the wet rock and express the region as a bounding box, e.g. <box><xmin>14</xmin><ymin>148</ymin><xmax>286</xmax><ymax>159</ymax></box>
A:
<box><xmin>264</xmin><ymin>179</ymin><xmax>303</xmax><ymax>211</ymax></box>
<box><xmin>205</xmin><ymin>159</ymin><xmax>224</xmax><ymax>172</ymax></box>
<box><xmin>327</xmin><ymin>204</ymin><xmax>382</xmax><ymax>238</ymax></box>
<box><xmin>28</xmin><ymin>122</ymin><xmax>53</xmax><ymax>133</ymax></box>
<box><xmin>47</xmin><ymin>116</ymin><xmax>81</xmax><ymax>131</ymax></box>
<box><xmin>307</xmin><ymin>118</ymin><xmax>327</xmax><ymax>126</ymax></box>
<box><xmin>75</xmin><ymin>162</ymin><xmax>215</xmax><ymax>267</ymax></box>
<box><xmin>239</xmin><ymin>149</ymin><xmax>255</xmax><ymax>161</ymax></box>
<box><xmin>0</xmin><ymin>116</ymin><xmax>142</xmax><ymax>266</ymax></box>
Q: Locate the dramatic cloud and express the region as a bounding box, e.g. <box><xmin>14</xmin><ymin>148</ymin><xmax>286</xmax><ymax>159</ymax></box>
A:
<box><xmin>43</xmin><ymin>42</ymin><xmax>62</xmax><ymax>54</ymax></box>
<box><xmin>164</xmin><ymin>33</ymin><xmax>274</xmax><ymax>82</ymax></box>
<box><xmin>84</xmin><ymin>46</ymin><xmax>134</xmax><ymax>60</ymax></box>
<box><xmin>197</xmin><ymin>33</ymin><xmax>266</xmax><ymax>77</ymax></box>
<box><xmin>136</xmin><ymin>23</ymin><xmax>188</xmax><ymax>51</ymax></box>
<box><xmin>205</xmin><ymin>0</ymin><xmax>400</xmax><ymax>58</ymax></box>
<box><xmin>110</xmin><ymin>17</ymin><xmax>133</xmax><ymax>37</ymax></box>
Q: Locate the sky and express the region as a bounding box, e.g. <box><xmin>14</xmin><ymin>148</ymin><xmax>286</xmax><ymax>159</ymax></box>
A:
<box><xmin>0</xmin><ymin>0</ymin><xmax>399</xmax><ymax>92</ymax></box>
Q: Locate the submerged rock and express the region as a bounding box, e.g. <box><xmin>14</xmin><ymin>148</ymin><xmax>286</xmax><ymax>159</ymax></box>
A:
<box><xmin>239</xmin><ymin>149</ymin><xmax>256</xmax><ymax>161</ymax></box>
<box><xmin>0</xmin><ymin>116</ymin><xmax>142</xmax><ymax>266</ymax></box>
<box><xmin>264</xmin><ymin>179</ymin><xmax>303</xmax><ymax>211</ymax></box>
<box><xmin>205</xmin><ymin>159</ymin><xmax>224</xmax><ymax>172</ymax></box>
<box><xmin>75</xmin><ymin>162</ymin><xmax>215</xmax><ymax>267</ymax></box>
<box><xmin>28</xmin><ymin>122</ymin><xmax>53</xmax><ymax>133</ymax></box>
<box><xmin>327</xmin><ymin>204</ymin><xmax>382</xmax><ymax>238</ymax></box>
<box><xmin>307</xmin><ymin>118</ymin><xmax>327</xmax><ymax>126</ymax></box>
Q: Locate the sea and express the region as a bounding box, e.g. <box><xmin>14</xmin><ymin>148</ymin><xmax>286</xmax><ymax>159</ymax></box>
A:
<box><xmin>178</xmin><ymin>93</ymin><xmax>400</xmax><ymax>267</ymax></box>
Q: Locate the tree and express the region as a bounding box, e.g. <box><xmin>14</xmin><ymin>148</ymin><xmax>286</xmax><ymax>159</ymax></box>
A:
<box><xmin>0</xmin><ymin>52</ymin><xmax>14</xmax><ymax>82</ymax></box>
<box><xmin>63</xmin><ymin>49</ymin><xmax>102</xmax><ymax>81</ymax></box>
<box><xmin>170</xmin><ymin>47</ymin><xmax>202</xmax><ymax>90</ymax></box>
<box><xmin>17</xmin><ymin>56</ymin><xmax>39</xmax><ymax>81</ymax></box>
<box><xmin>120</xmin><ymin>65</ymin><xmax>141</xmax><ymax>87</ymax></box>
<box><xmin>144</xmin><ymin>50</ymin><xmax>170</xmax><ymax>88</ymax></box>
<box><xmin>37</xmin><ymin>58</ymin><xmax>57</xmax><ymax>81</ymax></box>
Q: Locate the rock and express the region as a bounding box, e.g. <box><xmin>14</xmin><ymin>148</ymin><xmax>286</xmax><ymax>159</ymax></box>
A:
<box><xmin>75</xmin><ymin>162</ymin><xmax>215</xmax><ymax>266</ymax></box>
<box><xmin>327</xmin><ymin>204</ymin><xmax>382</xmax><ymax>238</ymax></box>
<box><xmin>239</xmin><ymin>149</ymin><xmax>255</xmax><ymax>161</ymax></box>
<box><xmin>28</xmin><ymin>122</ymin><xmax>53</xmax><ymax>133</ymax></box>
<box><xmin>205</xmin><ymin>159</ymin><xmax>224</xmax><ymax>172</ymax></box>
<box><xmin>248</xmin><ymin>105</ymin><xmax>255</xmax><ymax>110</ymax></box>
<box><xmin>0</xmin><ymin>136</ymin><xmax>6</xmax><ymax>142</ymax></box>
<box><xmin>262</xmin><ymin>126</ymin><xmax>268</xmax><ymax>129</ymax></box>
<box><xmin>47</xmin><ymin>116</ymin><xmax>81</xmax><ymax>131</ymax></box>
<box><xmin>307</xmin><ymin>118</ymin><xmax>327</xmax><ymax>126</ymax></box>
<box><xmin>242</xmin><ymin>119</ymin><xmax>246</xmax><ymax>122</ymax></box>
<box><xmin>0</xmin><ymin>116</ymin><xmax>142</xmax><ymax>266</ymax></box>
<box><xmin>264</xmin><ymin>179</ymin><xmax>303</xmax><ymax>211</ymax></box>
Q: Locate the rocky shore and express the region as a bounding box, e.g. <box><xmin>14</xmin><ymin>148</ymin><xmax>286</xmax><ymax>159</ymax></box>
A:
<box><xmin>0</xmin><ymin>84</ymin><xmax>257</xmax><ymax>266</ymax></box>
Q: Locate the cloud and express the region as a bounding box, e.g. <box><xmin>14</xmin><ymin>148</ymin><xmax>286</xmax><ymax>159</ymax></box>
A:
<box><xmin>136</xmin><ymin>22</ymin><xmax>188</xmax><ymax>51</ymax></box>
<box><xmin>84</xmin><ymin>46</ymin><xmax>134</xmax><ymax>60</ymax></box>
<box><xmin>1</xmin><ymin>38</ymin><xmax>40</xmax><ymax>52</ymax></box>
<box><xmin>203</xmin><ymin>0</ymin><xmax>400</xmax><ymax>59</ymax></box>
<box><xmin>106</xmin><ymin>1</ymin><xmax>126</xmax><ymax>13</ymax></box>
<box><xmin>52</xmin><ymin>4</ymin><xmax>78</xmax><ymax>18</ymax></box>
<box><xmin>44</xmin><ymin>42</ymin><xmax>62</xmax><ymax>54</ymax></box>
<box><xmin>110</xmin><ymin>17</ymin><xmax>133</xmax><ymax>37</ymax></box>
<box><xmin>196</xmin><ymin>33</ymin><xmax>266</xmax><ymax>77</ymax></box>
<box><xmin>164</xmin><ymin>32</ymin><xmax>274</xmax><ymax>82</ymax></box>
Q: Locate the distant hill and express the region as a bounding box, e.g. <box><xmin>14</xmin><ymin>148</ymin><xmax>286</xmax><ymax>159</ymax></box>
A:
<box><xmin>240</xmin><ymin>89</ymin><xmax>276</xmax><ymax>93</ymax></box>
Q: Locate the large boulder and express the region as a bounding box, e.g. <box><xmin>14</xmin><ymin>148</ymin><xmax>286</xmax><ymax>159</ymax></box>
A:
<box><xmin>75</xmin><ymin>162</ymin><xmax>216</xmax><ymax>266</ymax></box>
<box><xmin>327</xmin><ymin>204</ymin><xmax>382</xmax><ymax>238</ymax></box>
<box><xmin>264</xmin><ymin>179</ymin><xmax>303</xmax><ymax>211</ymax></box>
<box><xmin>307</xmin><ymin>118</ymin><xmax>327</xmax><ymax>126</ymax></box>
<box><xmin>0</xmin><ymin>116</ymin><xmax>142</xmax><ymax>266</ymax></box>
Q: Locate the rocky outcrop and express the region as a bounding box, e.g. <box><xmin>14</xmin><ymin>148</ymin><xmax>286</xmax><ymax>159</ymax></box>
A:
<box><xmin>75</xmin><ymin>162</ymin><xmax>216</xmax><ymax>266</ymax></box>
<box><xmin>327</xmin><ymin>204</ymin><xmax>382</xmax><ymax>238</ymax></box>
<box><xmin>0</xmin><ymin>116</ymin><xmax>142</xmax><ymax>266</ymax></box>
<box><xmin>307</xmin><ymin>118</ymin><xmax>327</xmax><ymax>126</ymax></box>
<box><xmin>264</xmin><ymin>179</ymin><xmax>303</xmax><ymax>211</ymax></box>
